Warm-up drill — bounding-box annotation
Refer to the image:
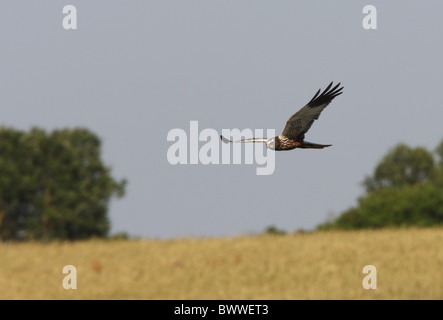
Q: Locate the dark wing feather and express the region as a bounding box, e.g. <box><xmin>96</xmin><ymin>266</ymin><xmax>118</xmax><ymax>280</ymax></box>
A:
<box><xmin>280</xmin><ymin>82</ymin><xmax>343</xmax><ymax>141</ymax></box>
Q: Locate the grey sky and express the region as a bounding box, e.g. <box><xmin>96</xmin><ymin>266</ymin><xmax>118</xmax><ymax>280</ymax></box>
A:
<box><xmin>1</xmin><ymin>1</ymin><xmax>442</xmax><ymax>238</ymax></box>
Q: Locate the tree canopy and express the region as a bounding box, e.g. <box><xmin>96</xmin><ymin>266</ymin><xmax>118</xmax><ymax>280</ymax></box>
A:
<box><xmin>362</xmin><ymin>144</ymin><xmax>436</xmax><ymax>192</ymax></box>
<box><xmin>319</xmin><ymin>139</ymin><xmax>443</xmax><ymax>230</ymax></box>
<box><xmin>0</xmin><ymin>127</ymin><xmax>126</xmax><ymax>241</ymax></box>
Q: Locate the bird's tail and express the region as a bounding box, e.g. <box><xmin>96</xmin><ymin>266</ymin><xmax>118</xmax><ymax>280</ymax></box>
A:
<box><xmin>299</xmin><ymin>141</ymin><xmax>332</xmax><ymax>149</ymax></box>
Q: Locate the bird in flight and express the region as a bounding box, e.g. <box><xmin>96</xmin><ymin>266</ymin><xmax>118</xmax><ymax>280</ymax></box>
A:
<box><xmin>220</xmin><ymin>82</ymin><xmax>343</xmax><ymax>151</ymax></box>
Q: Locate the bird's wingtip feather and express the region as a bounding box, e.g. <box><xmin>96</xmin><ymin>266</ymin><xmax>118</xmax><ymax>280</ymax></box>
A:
<box><xmin>220</xmin><ymin>135</ymin><xmax>231</xmax><ymax>144</ymax></box>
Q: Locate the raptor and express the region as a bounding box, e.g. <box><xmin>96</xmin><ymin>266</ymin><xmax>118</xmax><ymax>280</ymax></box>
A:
<box><xmin>220</xmin><ymin>82</ymin><xmax>343</xmax><ymax>151</ymax></box>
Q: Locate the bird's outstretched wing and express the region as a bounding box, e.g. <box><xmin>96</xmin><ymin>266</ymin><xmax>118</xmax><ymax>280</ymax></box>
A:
<box><xmin>280</xmin><ymin>82</ymin><xmax>343</xmax><ymax>141</ymax></box>
<box><xmin>220</xmin><ymin>135</ymin><xmax>267</xmax><ymax>144</ymax></box>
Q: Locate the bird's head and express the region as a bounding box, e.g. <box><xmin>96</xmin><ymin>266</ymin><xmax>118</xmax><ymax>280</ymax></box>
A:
<box><xmin>266</xmin><ymin>137</ymin><xmax>276</xmax><ymax>150</ymax></box>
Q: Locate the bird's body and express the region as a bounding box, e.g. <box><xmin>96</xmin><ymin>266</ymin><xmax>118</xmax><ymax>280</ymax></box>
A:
<box><xmin>220</xmin><ymin>82</ymin><xmax>343</xmax><ymax>151</ymax></box>
<box><xmin>264</xmin><ymin>136</ymin><xmax>332</xmax><ymax>151</ymax></box>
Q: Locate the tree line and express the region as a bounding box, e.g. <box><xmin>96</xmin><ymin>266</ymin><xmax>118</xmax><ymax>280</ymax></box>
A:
<box><xmin>1</xmin><ymin>126</ymin><xmax>441</xmax><ymax>241</ymax></box>
<box><xmin>318</xmin><ymin>139</ymin><xmax>443</xmax><ymax>230</ymax></box>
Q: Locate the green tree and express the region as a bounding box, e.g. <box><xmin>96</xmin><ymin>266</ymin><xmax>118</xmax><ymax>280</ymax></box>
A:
<box><xmin>319</xmin><ymin>183</ymin><xmax>443</xmax><ymax>230</ymax></box>
<box><xmin>319</xmin><ymin>140</ymin><xmax>443</xmax><ymax>230</ymax></box>
<box><xmin>0</xmin><ymin>127</ymin><xmax>126</xmax><ymax>241</ymax></box>
<box><xmin>363</xmin><ymin>143</ymin><xmax>435</xmax><ymax>192</ymax></box>
<box><xmin>263</xmin><ymin>225</ymin><xmax>286</xmax><ymax>235</ymax></box>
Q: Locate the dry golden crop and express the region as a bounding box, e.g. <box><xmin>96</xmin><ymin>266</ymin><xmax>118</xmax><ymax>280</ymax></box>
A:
<box><xmin>0</xmin><ymin>228</ymin><xmax>442</xmax><ymax>299</ymax></box>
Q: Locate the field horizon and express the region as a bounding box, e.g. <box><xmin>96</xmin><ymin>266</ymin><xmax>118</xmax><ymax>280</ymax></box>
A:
<box><xmin>1</xmin><ymin>227</ymin><xmax>442</xmax><ymax>300</ymax></box>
